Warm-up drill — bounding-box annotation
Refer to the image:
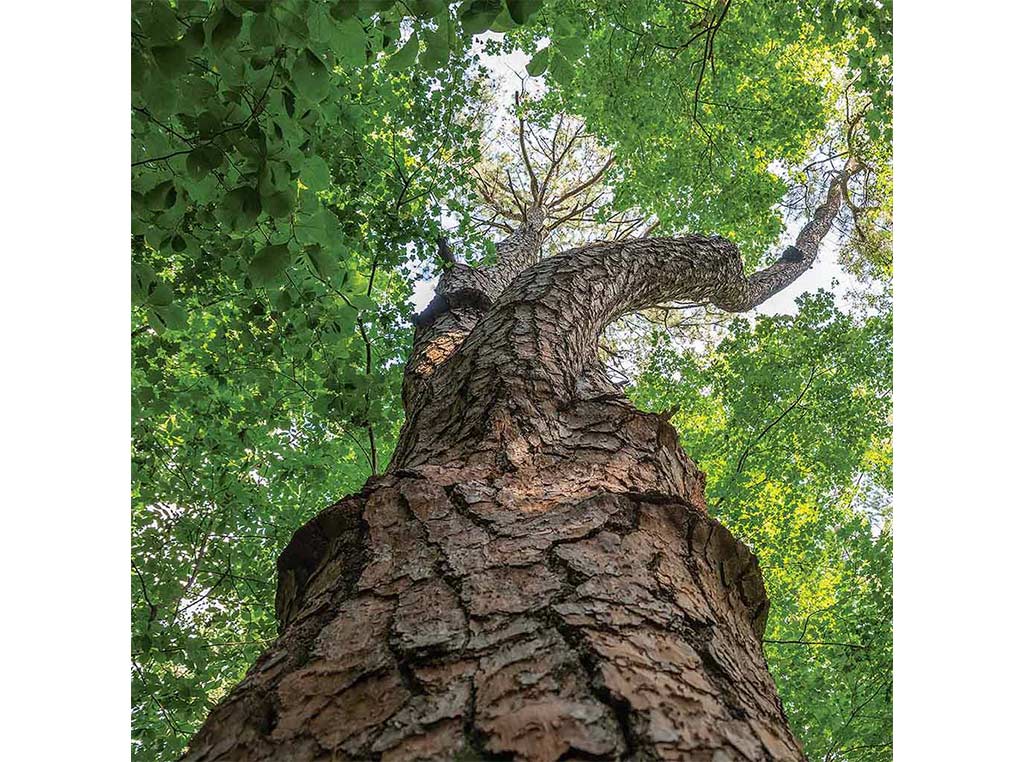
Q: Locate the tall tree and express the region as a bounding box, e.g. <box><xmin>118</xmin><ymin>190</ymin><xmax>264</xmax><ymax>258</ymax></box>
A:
<box><xmin>131</xmin><ymin>2</ymin><xmax>891</xmax><ymax>760</ymax></box>
<box><xmin>182</xmin><ymin>117</ymin><xmax>864</xmax><ymax>757</ymax></box>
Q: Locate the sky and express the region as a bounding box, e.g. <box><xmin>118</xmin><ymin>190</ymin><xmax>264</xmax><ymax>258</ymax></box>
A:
<box><xmin>412</xmin><ymin>34</ymin><xmax>861</xmax><ymax>319</ymax></box>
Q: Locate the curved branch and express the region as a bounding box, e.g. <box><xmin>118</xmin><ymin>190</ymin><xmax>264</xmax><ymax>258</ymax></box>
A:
<box><xmin>712</xmin><ymin>157</ymin><xmax>864</xmax><ymax>311</ymax></box>
<box><xmin>462</xmin><ymin>235</ymin><xmax>737</xmax><ymax>393</ymax></box>
<box><xmin>444</xmin><ymin>160</ymin><xmax>861</xmax><ymax>404</ymax></box>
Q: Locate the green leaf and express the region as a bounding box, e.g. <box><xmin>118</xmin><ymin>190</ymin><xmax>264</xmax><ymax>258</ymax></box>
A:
<box><xmin>305</xmin><ymin>244</ymin><xmax>339</xmax><ymax>279</ymax></box>
<box><xmin>412</xmin><ymin>0</ymin><xmax>446</xmax><ymax>18</ymax></box>
<box><xmin>380</xmin><ymin>20</ymin><xmax>401</xmax><ymax>52</ymax></box>
<box><xmin>329</xmin><ymin>0</ymin><xmax>359</xmax><ymax>21</ymax></box>
<box><xmin>291</xmin><ymin>49</ymin><xmax>331</xmax><ymax>102</ymax></box>
<box><xmin>209</xmin><ymin>8</ymin><xmax>243</xmax><ymax>50</ymax></box>
<box><xmin>151</xmin><ymin>42</ymin><xmax>189</xmax><ymax>77</ymax></box>
<box><xmin>552</xmin><ymin>15</ymin><xmax>576</xmax><ymax>37</ymax></box>
<box><xmin>488</xmin><ymin>8</ymin><xmax>518</xmax><ymax>32</ymax></box>
<box><xmin>306</xmin><ymin>208</ymin><xmax>343</xmax><ymax>246</ymax></box>
<box><xmin>236</xmin><ymin>0</ymin><xmax>271</xmax><ymax>11</ymax></box>
<box><xmin>139</xmin><ymin>74</ymin><xmax>178</xmax><ymax>117</ymax></box>
<box><xmin>143</xmin><ymin>180</ymin><xmax>177</xmax><ymax>210</ymax></box>
<box><xmin>248</xmin><ymin>244</ymin><xmax>292</xmax><ymax>286</ymax></box>
<box><xmin>131</xmin><ymin>262</ymin><xmax>157</xmax><ymax>306</ymax></box>
<box><xmin>506</xmin><ymin>0</ymin><xmax>542</xmax><ymax>25</ymax></box>
<box><xmin>386</xmin><ymin>31</ymin><xmax>419</xmax><ymax>71</ymax></box>
<box><xmin>250</xmin><ymin>13</ymin><xmax>279</xmax><ymax>48</ymax></box>
<box><xmin>148</xmin><ymin>282</ymin><xmax>175</xmax><ymax>307</ymax></box>
<box><xmin>557</xmin><ymin>34</ymin><xmax>585</xmax><ymax>62</ymax></box>
<box><xmin>348</xmin><ymin>293</ymin><xmax>375</xmax><ymax>313</ymax></box>
<box><xmin>548</xmin><ymin>51</ymin><xmax>574</xmax><ymax>85</ymax></box>
<box><xmin>131</xmin><ymin>49</ymin><xmax>151</xmax><ymax>93</ymax></box>
<box><xmin>186</xmin><ymin>145</ymin><xmax>223</xmax><ymax>179</ymax></box>
<box><xmin>152</xmin><ymin>302</ymin><xmax>189</xmax><ymax>331</ymax></box>
<box><xmin>273</xmin><ymin>287</ymin><xmax>294</xmax><ymax>311</ymax></box>
<box><xmin>180</xmin><ymin>22</ymin><xmax>205</xmax><ymax>55</ymax></box>
<box><xmin>328</xmin><ymin>17</ymin><xmax>366</xmax><ymax>68</ymax></box>
<box><xmin>361</xmin><ymin>0</ymin><xmax>397</xmax><ymax>13</ymax></box>
<box><xmin>258</xmin><ymin>161</ymin><xmax>292</xmax><ymax>196</ymax></box>
<box><xmin>420</xmin><ymin>26</ymin><xmax>450</xmax><ymax>70</ymax></box>
<box><xmin>302</xmin><ymin>156</ymin><xmax>332</xmax><ymax>191</ymax></box>
<box><xmin>135</xmin><ymin>0</ymin><xmax>180</xmax><ymax>44</ymax></box>
<box><xmin>525</xmin><ymin>46</ymin><xmax>549</xmax><ymax>76</ymax></box>
<box><xmin>459</xmin><ymin>0</ymin><xmax>503</xmax><ymax>35</ymax></box>
<box><xmin>219</xmin><ymin>186</ymin><xmax>262</xmax><ymax>231</ymax></box>
<box><xmin>264</xmin><ymin>190</ymin><xmax>296</xmax><ymax>219</ymax></box>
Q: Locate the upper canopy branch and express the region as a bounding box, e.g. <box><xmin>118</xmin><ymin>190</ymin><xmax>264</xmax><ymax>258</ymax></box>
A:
<box><xmin>514</xmin><ymin>90</ymin><xmax>540</xmax><ymax>203</ymax></box>
<box><xmin>431</xmin><ymin>159</ymin><xmax>864</xmax><ymax>407</ymax></box>
<box><xmin>713</xmin><ymin>157</ymin><xmax>863</xmax><ymax>312</ymax></box>
<box><xmin>547</xmin><ymin>154</ymin><xmax>615</xmax><ymax>211</ymax></box>
<box><xmin>469</xmin><ymin>106</ymin><xmax>621</xmax><ymax>251</ymax></box>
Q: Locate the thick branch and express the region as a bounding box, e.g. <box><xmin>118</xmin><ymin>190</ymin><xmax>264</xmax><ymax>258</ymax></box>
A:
<box><xmin>437</xmin><ymin>163</ymin><xmax>860</xmax><ymax>407</ymax></box>
<box><xmin>450</xmin><ymin>234</ymin><xmax>744</xmax><ymax>401</ymax></box>
<box><xmin>712</xmin><ymin>157</ymin><xmax>863</xmax><ymax>311</ymax></box>
<box><xmin>403</xmin><ymin>216</ymin><xmax>548</xmax><ymax>412</ymax></box>
<box><xmin>487</xmin><ymin>208</ymin><xmax>547</xmax><ymax>292</ymax></box>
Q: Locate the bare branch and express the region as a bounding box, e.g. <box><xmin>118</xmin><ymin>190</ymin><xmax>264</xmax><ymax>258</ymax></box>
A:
<box><xmin>548</xmin><ymin>154</ymin><xmax>615</xmax><ymax>209</ymax></box>
<box><xmin>692</xmin><ymin>0</ymin><xmax>733</xmax><ymax>120</ymax></box>
<box><xmin>514</xmin><ymin>90</ymin><xmax>540</xmax><ymax>203</ymax></box>
<box><xmin>547</xmin><ymin>192</ymin><xmax>605</xmax><ymax>233</ymax></box>
<box><xmin>540</xmin><ymin>123</ymin><xmax>586</xmax><ymax>203</ymax></box>
<box><xmin>471</xmin><ymin>215</ymin><xmax>516</xmax><ymax>233</ymax></box>
<box><xmin>504</xmin><ymin>168</ymin><xmax>528</xmax><ymax>216</ymax></box>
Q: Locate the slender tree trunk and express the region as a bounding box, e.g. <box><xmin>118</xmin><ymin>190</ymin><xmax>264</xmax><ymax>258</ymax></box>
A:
<box><xmin>184</xmin><ymin>164</ymin><xmax>859</xmax><ymax>761</ymax></box>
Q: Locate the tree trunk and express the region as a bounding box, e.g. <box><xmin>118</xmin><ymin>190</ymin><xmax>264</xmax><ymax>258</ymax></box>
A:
<box><xmin>184</xmin><ymin>165</ymin><xmax>859</xmax><ymax>761</ymax></box>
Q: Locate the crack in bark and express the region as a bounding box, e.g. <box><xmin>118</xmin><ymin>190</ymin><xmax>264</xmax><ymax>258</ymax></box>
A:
<box><xmin>185</xmin><ymin>480</ymin><xmax>804</xmax><ymax>761</ymax></box>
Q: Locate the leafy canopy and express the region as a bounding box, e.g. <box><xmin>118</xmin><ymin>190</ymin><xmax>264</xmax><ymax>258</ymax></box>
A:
<box><xmin>498</xmin><ymin>0</ymin><xmax>891</xmax><ymax>264</ymax></box>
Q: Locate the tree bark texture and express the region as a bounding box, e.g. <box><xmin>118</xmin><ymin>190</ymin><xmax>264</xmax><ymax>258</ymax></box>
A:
<box><xmin>184</xmin><ymin>166</ymin><xmax>858</xmax><ymax>761</ymax></box>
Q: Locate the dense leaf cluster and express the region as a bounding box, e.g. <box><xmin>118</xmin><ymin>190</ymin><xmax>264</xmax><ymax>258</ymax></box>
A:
<box><xmin>500</xmin><ymin>0</ymin><xmax>891</xmax><ymax>263</ymax></box>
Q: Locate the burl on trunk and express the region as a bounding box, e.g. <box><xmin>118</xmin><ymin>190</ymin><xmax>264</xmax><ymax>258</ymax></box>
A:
<box><xmin>183</xmin><ymin>163</ymin><xmax>860</xmax><ymax>761</ymax></box>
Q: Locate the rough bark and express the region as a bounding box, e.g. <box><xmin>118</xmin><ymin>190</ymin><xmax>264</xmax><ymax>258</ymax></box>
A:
<box><xmin>183</xmin><ymin>167</ymin><xmax>857</xmax><ymax>761</ymax></box>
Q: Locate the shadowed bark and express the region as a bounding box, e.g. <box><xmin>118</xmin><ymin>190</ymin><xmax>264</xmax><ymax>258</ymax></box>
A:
<box><xmin>182</xmin><ymin>161</ymin><xmax>858</xmax><ymax>761</ymax></box>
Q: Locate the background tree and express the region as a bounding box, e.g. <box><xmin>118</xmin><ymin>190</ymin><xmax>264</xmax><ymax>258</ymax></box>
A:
<box><xmin>131</xmin><ymin>1</ymin><xmax>891</xmax><ymax>760</ymax></box>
